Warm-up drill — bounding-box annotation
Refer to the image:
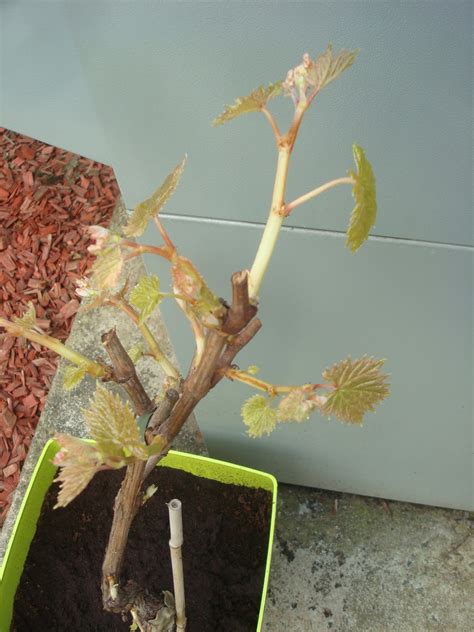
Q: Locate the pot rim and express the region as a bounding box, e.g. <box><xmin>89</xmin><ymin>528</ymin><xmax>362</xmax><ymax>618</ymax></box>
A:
<box><xmin>0</xmin><ymin>438</ymin><xmax>277</xmax><ymax>632</ymax></box>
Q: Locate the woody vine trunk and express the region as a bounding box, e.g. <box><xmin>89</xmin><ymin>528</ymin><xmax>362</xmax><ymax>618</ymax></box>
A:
<box><xmin>100</xmin><ymin>271</ymin><xmax>260</xmax><ymax>624</ymax></box>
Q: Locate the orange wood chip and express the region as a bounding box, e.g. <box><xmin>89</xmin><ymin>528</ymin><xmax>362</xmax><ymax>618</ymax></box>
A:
<box><xmin>0</xmin><ymin>408</ymin><xmax>17</xmax><ymax>438</ymax></box>
<box><xmin>2</xmin><ymin>463</ymin><xmax>18</xmax><ymax>479</ymax></box>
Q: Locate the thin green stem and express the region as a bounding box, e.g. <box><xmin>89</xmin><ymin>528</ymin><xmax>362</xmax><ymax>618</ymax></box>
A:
<box><xmin>175</xmin><ymin>298</ymin><xmax>206</xmax><ymax>368</ymax></box>
<box><xmin>284</xmin><ymin>176</ymin><xmax>354</xmax><ymax>215</ymax></box>
<box><xmin>153</xmin><ymin>216</ymin><xmax>176</xmax><ymax>252</ymax></box>
<box><xmin>160</xmin><ymin>292</ymin><xmax>195</xmax><ymax>303</ymax></box>
<box><xmin>261</xmin><ymin>106</ymin><xmax>282</xmax><ymax>145</ymax></box>
<box><xmin>248</xmin><ymin>147</ymin><xmax>290</xmax><ymax>301</ymax></box>
<box><xmin>287</xmin><ymin>104</ymin><xmax>306</xmax><ymax>152</ymax></box>
<box><xmin>248</xmin><ymin>101</ymin><xmax>311</xmax><ymax>301</ymax></box>
<box><xmin>124</xmin><ymin>244</ymin><xmax>173</xmax><ymax>262</ymax></box>
<box><xmin>105</xmin><ymin>299</ymin><xmax>180</xmax><ymax>380</ymax></box>
<box><xmin>0</xmin><ymin>318</ymin><xmax>107</xmax><ymax>378</ymax></box>
<box><xmin>225</xmin><ymin>367</ymin><xmax>330</xmax><ymax>395</ymax></box>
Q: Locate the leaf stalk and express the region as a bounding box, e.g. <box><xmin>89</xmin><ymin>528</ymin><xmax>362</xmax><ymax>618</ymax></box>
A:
<box><xmin>225</xmin><ymin>366</ymin><xmax>330</xmax><ymax>395</ymax></box>
<box><xmin>0</xmin><ymin>317</ymin><xmax>107</xmax><ymax>378</ymax></box>
<box><xmin>261</xmin><ymin>106</ymin><xmax>283</xmax><ymax>145</ymax></box>
<box><xmin>284</xmin><ymin>176</ymin><xmax>354</xmax><ymax>216</ymax></box>
<box><xmin>105</xmin><ymin>299</ymin><xmax>180</xmax><ymax>380</ymax></box>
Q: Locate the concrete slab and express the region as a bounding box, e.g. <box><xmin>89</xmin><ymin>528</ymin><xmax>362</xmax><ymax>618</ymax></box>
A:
<box><xmin>263</xmin><ymin>484</ymin><xmax>473</xmax><ymax>631</ymax></box>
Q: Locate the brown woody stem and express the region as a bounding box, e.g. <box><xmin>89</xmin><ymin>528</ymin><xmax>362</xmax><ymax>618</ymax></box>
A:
<box><xmin>99</xmin><ymin>271</ymin><xmax>261</xmax><ymax>624</ymax></box>
<box><xmin>210</xmin><ymin>317</ymin><xmax>262</xmax><ymax>388</ymax></box>
<box><xmin>102</xmin><ymin>328</ymin><xmax>153</xmax><ymax>416</ymax></box>
<box><xmin>145</xmin><ymin>389</ymin><xmax>181</xmax><ymax>440</ymax></box>
<box><xmin>143</xmin><ymin>388</ymin><xmax>181</xmax><ymax>480</ymax></box>
<box><xmin>101</xmin><ymin>330</ymin><xmax>156</xmax><ymax>616</ymax></box>
<box><xmin>155</xmin><ymin>272</ymin><xmax>261</xmax><ymax>452</ymax></box>
<box><xmin>101</xmin><ymin>460</ymin><xmax>147</xmax><ymax>612</ymax></box>
<box><xmin>221</xmin><ymin>270</ymin><xmax>257</xmax><ymax>335</ymax></box>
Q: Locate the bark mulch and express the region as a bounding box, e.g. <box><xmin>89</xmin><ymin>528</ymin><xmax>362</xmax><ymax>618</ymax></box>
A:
<box><xmin>0</xmin><ymin>128</ymin><xmax>120</xmax><ymax>527</ymax></box>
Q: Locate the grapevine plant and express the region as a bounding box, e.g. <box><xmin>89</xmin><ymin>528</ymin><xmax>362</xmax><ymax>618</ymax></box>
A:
<box><xmin>1</xmin><ymin>46</ymin><xmax>389</xmax><ymax>630</ymax></box>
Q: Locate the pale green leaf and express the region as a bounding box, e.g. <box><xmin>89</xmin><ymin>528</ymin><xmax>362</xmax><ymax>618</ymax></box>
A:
<box><xmin>213</xmin><ymin>82</ymin><xmax>282</xmax><ymax>126</ymax></box>
<box><xmin>307</xmin><ymin>44</ymin><xmax>358</xmax><ymax>95</ymax></box>
<box><xmin>129</xmin><ymin>275</ymin><xmax>162</xmax><ymax>322</ymax></box>
<box><xmin>171</xmin><ymin>256</ymin><xmax>225</xmax><ymax>327</ymax></box>
<box><xmin>124</xmin><ymin>157</ymin><xmax>186</xmax><ymax>237</ymax></box>
<box><xmin>52</xmin><ymin>435</ymin><xmax>102</xmax><ymax>508</ymax></box>
<box><xmin>322</xmin><ymin>356</ymin><xmax>390</xmax><ymax>424</ymax></box>
<box><xmin>246</xmin><ymin>365</ymin><xmax>260</xmax><ymax>376</ymax></box>
<box><xmin>13</xmin><ymin>302</ymin><xmax>36</xmax><ymax>329</ymax></box>
<box><xmin>63</xmin><ymin>363</ymin><xmax>87</xmax><ymax>391</ymax></box>
<box><xmin>83</xmin><ymin>385</ymin><xmax>148</xmax><ymax>460</ymax></box>
<box><xmin>89</xmin><ymin>244</ymin><xmax>124</xmax><ymax>289</ymax></box>
<box><xmin>277</xmin><ymin>389</ymin><xmax>315</xmax><ymax>423</ymax></box>
<box><xmin>346</xmin><ymin>144</ymin><xmax>377</xmax><ymax>252</ymax></box>
<box><xmin>142</xmin><ymin>484</ymin><xmax>158</xmax><ymax>505</ymax></box>
<box><xmin>241</xmin><ymin>394</ymin><xmax>277</xmax><ymax>438</ymax></box>
<box><xmin>127</xmin><ymin>342</ymin><xmax>145</xmax><ymax>364</ymax></box>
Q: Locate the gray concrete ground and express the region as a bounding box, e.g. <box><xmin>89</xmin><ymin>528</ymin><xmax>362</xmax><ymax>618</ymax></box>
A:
<box><xmin>263</xmin><ymin>484</ymin><xmax>473</xmax><ymax>632</ymax></box>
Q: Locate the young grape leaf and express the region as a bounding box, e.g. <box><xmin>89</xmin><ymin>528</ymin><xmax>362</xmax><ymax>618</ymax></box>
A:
<box><xmin>129</xmin><ymin>275</ymin><xmax>162</xmax><ymax>322</ymax></box>
<box><xmin>89</xmin><ymin>244</ymin><xmax>124</xmax><ymax>289</ymax></box>
<box><xmin>346</xmin><ymin>144</ymin><xmax>377</xmax><ymax>252</ymax></box>
<box><xmin>53</xmin><ymin>435</ymin><xmax>103</xmax><ymax>508</ymax></box>
<box><xmin>124</xmin><ymin>157</ymin><xmax>187</xmax><ymax>237</ymax></box>
<box><xmin>86</xmin><ymin>226</ymin><xmax>122</xmax><ymax>255</ymax></box>
<box><xmin>277</xmin><ymin>389</ymin><xmax>315</xmax><ymax>423</ymax></box>
<box><xmin>127</xmin><ymin>342</ymin><xmax>145</xmax><ymax>364</ymax></box>
<box><xmin>245</xmin><ymin>365</ymin><xmax>260</xmax><ymax>376</ymax></box>
<box><xmin>171</xmin><ymin>255</ymin><xmax>225</xmax><ymax>327</ymax></box>
<box><xmin>213</xmin><ymin>82</ymin><xmax>282</xmax><ymax>126</ymax></box>
<box><xmin>322</xmin><ymin>356</ymin><xmax>389</xmax><ymax>424</ymax></box>
<box><xmin>241</xmin><ymin>394</ymin><xmax>277</xmax><ymax>438</ymax></box>
<box><xmin>82</xmin><ymin>385</ymin><xmax>148</xmax><ymax>460</ymax></box>
<box><xmin>307</xmin><ymin>44</ymin><xmax>358</xmax><ymax>96</ymax></box>
<box><xmin>142</xmin><ymin>484</ymin><xmax>158</xmax><ymax>505</ymax></box>
<box><xmin>63</xmin><ymin>363</ymin><xmax>87</xmax><ymax>391</ymax></box>
<box><xmin>13</xmin><ymin>302</ymin><xmax>36</xmax><ymax>330</ymax></box>
<box><xmin>147</xmin><ymin>434</ymin><xmax>168</xmax><ymax>456</ymax></box>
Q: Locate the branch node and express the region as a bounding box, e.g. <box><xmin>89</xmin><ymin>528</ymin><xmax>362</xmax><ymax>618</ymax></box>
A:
<box><xmin>221</xmin><ymin>270</ymin><xmax>257</xmax><ymax>335</ymax></box>
<box><xmin>102</xmin><ymin>328</ymin><xmax>153</xmax><ymax>416</ymax></box>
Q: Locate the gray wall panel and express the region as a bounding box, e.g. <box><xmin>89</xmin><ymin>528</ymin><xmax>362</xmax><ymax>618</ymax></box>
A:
<box><xmin>1</xmin><ymin>1</ymin><xmax>471</xmax><ymax>244</ymax></box>
<box><xmin>1</xmin><ymin>1</ymin><xmax>111</xmax><ymax>164</ymax></box>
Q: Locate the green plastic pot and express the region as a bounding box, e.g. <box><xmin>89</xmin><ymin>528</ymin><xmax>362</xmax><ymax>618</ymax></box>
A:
<box><xmin>0</xmin><ymin>439</ymin><xmax>277</xmax><ymax>631</ymax></box>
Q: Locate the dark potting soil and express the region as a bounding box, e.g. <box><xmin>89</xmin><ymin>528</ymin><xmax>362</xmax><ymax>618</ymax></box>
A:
<box><xmin>11</xmin><ymin>466</ymin><xmax>272</xmax><ymax>632</ymax></box>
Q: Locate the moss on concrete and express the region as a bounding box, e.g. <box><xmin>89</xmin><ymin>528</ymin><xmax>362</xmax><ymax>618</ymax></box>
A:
<box><xmin>264</xmin><ymin>484</ymin><xmax>473</xmax><ymax>631</ymax></box>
